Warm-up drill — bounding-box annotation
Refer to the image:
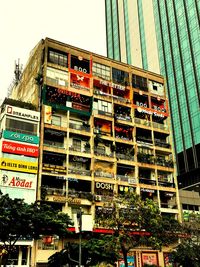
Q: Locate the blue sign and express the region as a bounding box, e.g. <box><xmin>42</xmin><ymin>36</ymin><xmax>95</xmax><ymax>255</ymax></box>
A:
<box><xmin>119</xmin><ymin>256</ymin><xmax>135</xmax><ymax>267</ymax></box>
<box><xmin>3</xmin><ymin>130</ymin><xmax>39</xmax><ymax>144</ymax></box>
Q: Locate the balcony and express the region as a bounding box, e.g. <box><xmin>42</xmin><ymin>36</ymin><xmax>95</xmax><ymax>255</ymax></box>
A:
<box><xmin>42</xmin><ymin>163</ymin><xmax>67</xmax><ymax>174</ymax></box>
<box><xmin>137</xmin><ymin>136</ymin><xmax>153</xmax><ymax>145</ymax></box>
<box><xmin>134</xmin><ymin>118</ymin><xmax>151</xmax><ymax>127</ymax></box>
<box><xmin>155</xmin><ymin>139</ymin><xmax>171</xmax><ymax>149</ymax></box>
<box><xmin>117</xmin><ymin>174</ymin><xmax>136</xmax><ymax>184</ymax></box>
<box><xmin>160</xmin><ymin>203</ymin><xmax>177</xmax><ymax>209</ymax></box>
<box><xmin>68</xmin><ymin>190</ymin><xmax>93</xmax><ymax>201</ymax></box>
<box><xmin>152</xmin><ymin>121</ymin><xmax>168</xmax><ymax>131</ymax></box>
<box><xmin>94</xmin><ymin>148</ymin><xmax>114</xmax><ymax>158</ymax></box>
<box><xmin>69</xmin><ymin>123</ymin><xmax>90</xmax><ymax>132</ymax></box>
<box><xmin>116</xmin><ymin>153</ymin><xmax>134</xmax><ymax>161</ymax></box>
<box><xmin>69</xmin><ymin>146</ymin><xmax>90</xmax><ymax>154</ymax></box>
<box><xmin>158</xmin><ymin>179</ymin><xmax>175</xmax><ymax>188</ymax></box>
<box><xmin>95</xmin><ymin>194</ymin><xmax>114</xmax><ymax>202</ymax></box>
<box><xmin>94</xmin><ymin>171</ymin><xmax>114</xmax><ymax>179</ymax></box>
<box><xmin>156</xmin><ymin>158</ymin><xmax>173</xmax><ymax>168</ymax></box>
<box><xmin>42</xmin><ymin>186</ymin><xmax>66</xmax><ymax>196</ymax></box>
<box><xmin>94</xmin><ymin>89</ymin><xmax>112</xmax><ymax>100</ymax></box>
<box><xmin>137</xmin><ymin>153</ymin><xmax>155</xmax><ymax>164</ymax></box>
<box><xmin>43</xmin><ymin>140</ymin><xmax>64</xmax><ymax>148</ymax></box>
<box><xmin>139</xmin><ymin>177</ymin><xmax>156</xmax><ymax>186</ymax></box>
<box><xmin>68</xmin><ymin>168</ymin><xmax>91</xmax><ymax>176</ymax></box>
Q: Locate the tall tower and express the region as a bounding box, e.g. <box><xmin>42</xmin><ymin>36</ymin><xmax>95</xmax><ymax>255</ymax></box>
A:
<box><xmin>105</xmin><ymin>0</ymin><xmax>200</xmax><ymax>190</ymax></box>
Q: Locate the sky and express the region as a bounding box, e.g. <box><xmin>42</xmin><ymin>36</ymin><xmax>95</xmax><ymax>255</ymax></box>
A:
<box><xmin>0</xmin><ymin>0</ymin><xmax>106</xmax><ymax>103</ymax></box>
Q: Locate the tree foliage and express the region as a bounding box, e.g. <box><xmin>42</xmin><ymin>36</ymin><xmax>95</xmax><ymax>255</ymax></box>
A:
<box><xmin>96</xmin><ymin>192</ymin><xmax>181</xmax><ymax>267</ymax></box>
<box><xmin>48</xmin><ymin>235</ymin><xmax>118</xmax><ymax>267</ymax></box>
<box><xmin>171</xmin><ymin>213</ymin><xmax>200</xmax><ymax>267</ymax></box>
<box><xmin>0</xmin><ymin>192</ymin><xmax>72</xmax><ymax>266</ymax></box>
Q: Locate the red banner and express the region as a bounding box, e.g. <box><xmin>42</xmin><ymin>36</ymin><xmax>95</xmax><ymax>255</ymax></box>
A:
<box><xmin>2</xmin><ymin>141</ymin><xmax>39</xmax><ymax>157</ymax></box>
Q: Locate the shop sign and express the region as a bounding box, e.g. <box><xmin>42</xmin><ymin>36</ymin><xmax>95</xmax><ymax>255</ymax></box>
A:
<box><xmin>137</xmin><ymin>107</ymin><xmax>164</xmax><ymax>118</ymax></box>
<box><xmin>142</xmin><ymin>253</ymin><xmax>158</xmax><ymax>266</ymax></box>
<box><xmin>67</xmin><ymin>197</ymin><xmax>81</xmax><ymax>204</ymax></box>
<box><xmin>70</xmin><ymin>55</ymin><xmax>90</xmax><ymax>74</ymax></box>
<box><xmin>119</xmin><ymin>256</ymin><xmax>135</xmax><ymax>267</ymax></box>
<box><xmin>100</xmin><ymin>80</ymin><xmax>125</xmax><ymax>91</ymax></box>
<box><xmin>6</xmin><ymin>105</ymin><xmax>40</xmax><ymax>121</ymax></box>
<box><xmin>141</xmin><ymin>188</ymin><xmax>155</xmax><ymax>193</ymax></box>
<box><xmin>42</xmin><ymin>164</ymin><xmax>66</xmax><ymax>174</ymax></box>
<box><xmin>0</xmin><ymin>171</ymin><xmax>36</xmax><ymax>189</ymax></box>
<box><xmin>0</xmin><ymin>158</ymin><xmax>38</xmax><ymax>174</ymax></box>
<box><xmin>3</xmin><ymin>130</ymin><xmax>39</xmax><ymax>144</ymax></box>
<box><xmin>44</xmin><ymin>105</ymin><xmax>52</xmax><ymax>124</ymax></box>
<box><xmin>2</xmin><ymin>141</ymin><xmax>39</xmax><ymax>157</ymax></box>
<box><xmin>95</xmin><ymin>182</ymin><xmax>113</xmax><ymax>190</ymax></box>
<box><xmin>53</xmin><ymin>196</ymin><xmax>66</xmax><ymax>203</ymax></box>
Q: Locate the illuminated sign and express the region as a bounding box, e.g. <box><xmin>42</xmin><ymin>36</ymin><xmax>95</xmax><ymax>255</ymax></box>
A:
<box><xmin>95</xmin><ymin>182</ymin><xmax>113</xmax><ymax>190</ymax></box>
<box><xmin>0</xmin><ymin>171</ymin><xmax>36</xmax><ymax>189</ymax></box>
<box><xmin>137</xmin><ymin>107</ymin><xmax>164</xmax><ymax>118</ymax></box>
<box><xmin>3</xmin><ymin>130</ymin><xmax>39</xmax><ymax>144</ymax></box>
<box><xmin>2</xmin><ymin>141</ymin><xmax>39</xmax><ymax>157</ymax></box>
<box><xmin>42</xmin><ymin>163</ymin><xmax>66</xmax><ymax>174</ymax></box>
<box><xmin>0</xmin><ymin>158</ymin><xmax>38</xmax><ymax>173</ymax></box>
<box><xmin>6</xmin><ymin>105</ymin><xmax>40</xmax><ymax>121</ymax></box>
<box><xmin>70</xmin><ymin>55</ymin><xmax>90</xmax><ymax>74</ymax></box>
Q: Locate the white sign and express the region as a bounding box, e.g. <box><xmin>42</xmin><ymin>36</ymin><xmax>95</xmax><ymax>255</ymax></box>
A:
<box><xmin>95</xmin><ymin>182</ymin><xmax>113</xmax><ymax>190</ymax></box>
<box><xmin>0</xmin><ymin>170</ymin><xmax>36</xmax><ymax>189</ymax></box>
<box><xmin>6</xmin><ymin>105</ymin><xmax>40</xmax><ymax>121</ymax></box>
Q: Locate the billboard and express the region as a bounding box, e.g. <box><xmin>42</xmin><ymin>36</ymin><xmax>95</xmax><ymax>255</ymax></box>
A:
<box><xmin>3</xmin><ymin>130</ymin><xmax>39</xmax><ymax>144</ymax></box>
<box><xmin>2</xmin><ymin>141</ymin><xmax>39</xmax><ymax>157</ymax></box>
<box><xmin>0</xmin><ymin>158</ymin><xmax>38</xmax><ymax>173</ymax></box>
<box><xmin>0</xmin><ymin>187</ymin><xmax>36</xmax><ymax>204</ymax></box>
<box><xmin>0</xmin><ymin>170</ymin><xmax>36</xmax><ymax>189</ymax></box>
<box><xmin>5</xmin><ymin>105</ymin><xmax>40</xmax><ymax>121</ymax></box>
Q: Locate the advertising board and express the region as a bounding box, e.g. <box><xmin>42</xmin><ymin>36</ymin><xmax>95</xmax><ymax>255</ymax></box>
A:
<box><xmin>2</xmin><ymin>141</ymin><xmax>39</xmax><ymax>157</ymax></box>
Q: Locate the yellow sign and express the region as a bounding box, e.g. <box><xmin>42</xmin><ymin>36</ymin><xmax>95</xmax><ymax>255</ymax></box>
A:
<box><xmin>0</xmin><ymin>158</ymin><xmax>38</xmax><ymax>174</ymax></box>
<box><xmin>44</xmin><ymin>105</ymin><xmax>52</xmax><ymax>124</ymax></box>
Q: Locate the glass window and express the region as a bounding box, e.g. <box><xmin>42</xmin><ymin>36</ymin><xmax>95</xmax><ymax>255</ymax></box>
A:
<box><xmin>48</xmin><ymin>48</ymin><xmax>68</xmax><ymax>67</ymax></box>
<box><xmin>132</xmin><ymin>74</ymin><xmax>147</xmax><ymax>91</ymax></box>
<box><xmin>112</xmin><ymin>68</ymin><xmax>129</xmax><ymax>85</ymax></box>
<box><xmin>6</xmin><ymin>118</ymin><xmax>37</xmax><ymax>135</ymax></box>
<box><xmin>52</xmin><ymin>115</ymin><xmax>61</xmax><ymax>126</ymax></box>
<box><xmin>92</xmin><ymin>62</ymin><xmax>111</xmax><ymax>80</ymax></box>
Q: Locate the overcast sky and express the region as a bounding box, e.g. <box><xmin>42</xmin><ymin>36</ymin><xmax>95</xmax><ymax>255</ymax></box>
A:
<box><xmin>0</xmin><ymin>0</ymin><xmax>106</xmax><ymax>102</ymax></box>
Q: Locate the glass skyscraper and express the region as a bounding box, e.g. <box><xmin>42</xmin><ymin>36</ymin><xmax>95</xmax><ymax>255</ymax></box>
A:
<box><xmin>105</xmin><ymin>0</ymin><xmax>200</xmax><ymax>189</ymax></box>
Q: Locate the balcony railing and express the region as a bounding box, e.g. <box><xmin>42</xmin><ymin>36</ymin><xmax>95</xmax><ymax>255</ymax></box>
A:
<box><xmin>94</xmin><ymin>171</ymin><xmax>114</xmax><ymax>178</ymax></box>
<box><xmin>44</xmin><ymin>140</ymin><xmax>64</xmax><ymax>148</ymax></box>
<box><xmin>156</xmin><ymin>158</ymin><xmax>173</xmax><ymax>168</ymax></box>
<box><xmin>42</xmin><ymin>187</ymin><xmax>66</xmax><ymax>196</ymax></box>
<box><xmin>94</xmin><ymin>148</ymin><xmax>114</xmax><ymax>157</ymax></box>
<box><xmin>115</xmin><ymin>135</ymin><xmax>133</xmax><ymax>141</ymax></box>
<box><xmin>160</xmin><ymin>203</ymin><xmax>177</xmax><ymax>209</ymax></box>
<box><xmin>116</xmin><ymin>153</ymin><xmax>134</xmax><ymax>161</ymax></box>
<box><xmin>68</xmin><ymin>190</ymin><xmax>93</xmax><ymax>201</ymax></box>
<box><xmin>137</xmin><ymin>136</ymin><xmax>153</xmax><ymax>144</ymax></box>
<box><xmin>68</xmin><ymin>168</ymin><xmax>91</xmax><ymax>176</ymax></box>
<box><xmin>134</xmin><ymin>118</ymin><xmax>151</xmax><ymax>126</ymax></box>
<box><xmin>95</xmin><ymin>194</ymin><xmax>114</xmax><ymax>202</ymax></box>
<box><xmin>152</xmin><ymin>121</ymin><xmax>168</xmax><ymax>131</ymax></box>
<box><xmin>69</xmin><ymin>123</ymin><xmax>90</xmax><ymax>132</ymax></box>
<box><xmin>155</xmin><ymin>140</ymin><xmax>171</xmax><ymax>148</ymax></box>
<box><xmin>158</xmin><ymin>180</ymin><xmax>175</xmax><ymax>188</ymax></box>
<box><xmin>117</xmin><ymin>174</ymin><xmax>136</xmax><ymax>184</ymax></box>
<box><xmin>139</xmin><ymin>177</ymin><xmax>156</xmax><ymax>186</ymax></box>
<box><xmin>137</xmin><ymin>153</ymin><xmax>155</xmax><ymax>164</ymax></box>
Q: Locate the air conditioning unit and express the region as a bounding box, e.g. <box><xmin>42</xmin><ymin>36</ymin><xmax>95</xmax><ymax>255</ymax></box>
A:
<box><xmin>95</xmin><ymin>195</ymin><xmax>102</xmax><ymax>201</ymax></box>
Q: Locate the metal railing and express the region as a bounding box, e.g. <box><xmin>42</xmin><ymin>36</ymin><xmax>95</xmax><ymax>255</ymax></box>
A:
<box><xmin>68</xmin><ymin>168</ymin><xmax>91</xmax><ymax>176</ymax></box>
<box><xmin>139</xmin><ymin>177</ymin><xmax>156</xmax><ymax>185</ymax></box>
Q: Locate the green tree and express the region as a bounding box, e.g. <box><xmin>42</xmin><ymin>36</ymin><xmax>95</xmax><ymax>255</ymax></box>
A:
<box><xmin>96</xmin><ymin>192</ymin><xmax>181</xmax><ymax>267</ymax></box>
<box><xmin>0</xmin><ymin>192</ymin><xmax>72</xmax><ymax>266</ymax></box>
<box><xmin>48</xmin><ymin>235</ymin><xmax>118</xmax><ymax>266</ymax></box>
<box><xmin>171</xmin><ymin>213</ymin><xmax>200</xmax><ymax>267</ymax></box>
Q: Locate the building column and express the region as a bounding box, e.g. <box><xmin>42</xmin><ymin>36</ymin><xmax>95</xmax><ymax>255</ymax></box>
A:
<box><xmin>18</xmin><ymin>246</ymin><xmax>22</xmax><ymax>266</ymax></box>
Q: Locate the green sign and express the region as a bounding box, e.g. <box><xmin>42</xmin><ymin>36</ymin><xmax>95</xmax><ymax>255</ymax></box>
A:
<box><xmin>3</xmin><ymin>130</ymin><xmax>39</xmax><ymax>144</ymax></box>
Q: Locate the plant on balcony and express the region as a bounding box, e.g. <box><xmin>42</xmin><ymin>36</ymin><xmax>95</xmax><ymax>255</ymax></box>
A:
<box><xmin>84</xmin><ymin>142</ymin><xmax>90</xmax><ymax>152</ymax></box>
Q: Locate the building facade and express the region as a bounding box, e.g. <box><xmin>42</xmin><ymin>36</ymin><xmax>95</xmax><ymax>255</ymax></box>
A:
<box><xmin>10</xmin><ymin>37</ymin><xmax>181</xmax><ymax>266</ymax></box>
<box><xmin>0</xmin><ymin>99</ymin><xmax>40</xmax><ymax>266</ymax></box>
<box><xmin>105</xmin><ymin>0</ymin><xmax>200</xmax><ymax>190</ymax></box>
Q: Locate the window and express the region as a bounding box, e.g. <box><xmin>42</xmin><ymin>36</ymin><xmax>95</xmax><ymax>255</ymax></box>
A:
<box><xmin>132</xmin><ymin>74</ymin><xmax>147</xmax><ymax>91</ymax></box>
<box><xmin>38</xmin><ymin>235</ymin><xmax>59</xmax><ymax>250</ymax></box>
<box><xmin>112</xmin><ymin>68</ymin><xmax>129</xmax><ymax>85</ymax></box>
<box><xmin>6</xmin><ymin>118</ymin><xmax>37</xmax><ymax>135</ymax></box>
<box><xmin>70</xmin><ymin>55</ymin><xmax>90</xmax><ymax>74</ymax></box>
<box><xmin>46</xmin><ymin>67</ymin><xmax>68</xmax><ymax>87</ymax></box>
<box><xmin>52</xmin><ymin>115</ymin><xmax>61</xmax><ymax>126</ymax></box>
<box><xmin>73</xmin><ymin>139</ymin><xmax>81</xmax><ymax>151</ymax></box>
<box><xmin>48</xmin><ymin>48</ymin><xmax>68</xmax><ymax>67</ymax></box>
<box><xmin>92</xmin><ymin>62</ymin><xmax>111</xmax><ymax>80</ymax></box>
